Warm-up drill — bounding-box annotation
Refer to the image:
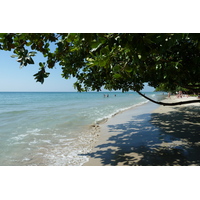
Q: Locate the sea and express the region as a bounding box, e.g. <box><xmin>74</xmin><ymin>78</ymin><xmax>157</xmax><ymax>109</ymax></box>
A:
<box><xmin>0</xmin><ymin>91</ymin><xmax>165</xmax><ymax>166</ymax></box>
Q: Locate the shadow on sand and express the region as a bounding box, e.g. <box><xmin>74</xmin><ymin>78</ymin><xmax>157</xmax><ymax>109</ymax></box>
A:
<box><xmin>85</xmin><ymin>105</ymin><xmax>200</xmax><ymax>166</ymax></box>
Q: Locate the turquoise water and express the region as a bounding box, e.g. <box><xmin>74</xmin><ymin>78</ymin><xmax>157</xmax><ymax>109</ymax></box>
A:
<box><xmin>0</xmin><ymin>92</ymin><xmax>163</xmax><ymax>166</ymax></box>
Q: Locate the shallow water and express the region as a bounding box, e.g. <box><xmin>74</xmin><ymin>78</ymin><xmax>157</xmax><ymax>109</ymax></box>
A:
<box><xmin>0</xmin><ymin>92</ymin><xmax>164</xmax><ymax>165</ymax></box>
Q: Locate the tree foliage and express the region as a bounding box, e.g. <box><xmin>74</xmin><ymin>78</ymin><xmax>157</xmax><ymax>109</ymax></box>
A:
<box><xmin>1</xmin><ymin>33</ymin><xmax>200</xmax><ymax>101</ymax></box>
<box><xmin>154</xmin><ymin>83</ymin><xmax>189</xmax><ymax>94</ymax></box>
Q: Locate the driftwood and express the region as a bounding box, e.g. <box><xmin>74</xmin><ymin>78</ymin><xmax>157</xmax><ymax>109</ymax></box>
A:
<box><xmin>137</xmin><ymin>91</ymin><xmax>200</xmax><ymax>106</ymax></box>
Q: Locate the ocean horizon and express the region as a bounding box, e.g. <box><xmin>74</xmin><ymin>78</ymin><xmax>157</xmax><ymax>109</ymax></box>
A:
<box><xmin>0</xmin><ymin>91</ymin><xmax>165</xmax><ymax>166</ymax></box>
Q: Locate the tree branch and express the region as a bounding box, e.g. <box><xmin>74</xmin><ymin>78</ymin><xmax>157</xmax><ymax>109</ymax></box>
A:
<box><xmin>137</xmin><ymin>91</ymin><xmax>200</xmax><ymax>106</ymax></box>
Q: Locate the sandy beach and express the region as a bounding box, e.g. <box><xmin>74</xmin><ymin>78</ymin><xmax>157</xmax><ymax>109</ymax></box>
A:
<box><xmin>83</xmin><ymin>95</ymin><xmax>200</xmax><ymax>166</ymax></box>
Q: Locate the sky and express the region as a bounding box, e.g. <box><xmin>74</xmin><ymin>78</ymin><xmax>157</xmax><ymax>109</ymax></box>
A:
<box><xmin>0</xmin><ymin>49</ymin><xmax>77</xmax><ymax>92</ymax></box>
<box><xmin>0</xmin><ymin>47</ymin><xmax>155</xmax><ymax>92</ymax></box>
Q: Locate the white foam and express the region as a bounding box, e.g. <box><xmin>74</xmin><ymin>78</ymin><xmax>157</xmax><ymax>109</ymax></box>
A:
<box><xmin>59</xmin><ymin>138</ymin><xmax>75</xmax><ymax>143</ymax></box>
<box><xmin>36</xmin><ymin>127</ymin><xmax>100</xmax><ymax>166</ymax></box>
<box><xmin>22</xmin><ymin>157</ymin><xmax>31</xmax><ymax>161</ymax></box>
<box><xmin>28</xmin><ymin>139</ymin><xmax>37</xmax><ymax>145</ymax></box>
<box><xmin>40</xmin><ymin>139</ymin><xmax>52</xmax><ymax>144</ymax></box>
<box><xmin>27</xmin><ymin>128</ymin><xmax>42</xmax><ymax>135</ymax></box>
<box><xmin>95</xmin><ymin>100</ymin><xmax>149</xmax><ymax>124</ymax></box>
<box><xmin>10</xmin><ymin>133</ymin><xmax>29</xmax><ymax>141</ymax></box>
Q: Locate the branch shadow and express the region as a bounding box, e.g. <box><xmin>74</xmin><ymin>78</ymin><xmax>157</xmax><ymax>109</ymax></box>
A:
<box><xmin>85</xmin><ymin>105</ymin><xmax>200</xmax><ymax>166</ymax></box>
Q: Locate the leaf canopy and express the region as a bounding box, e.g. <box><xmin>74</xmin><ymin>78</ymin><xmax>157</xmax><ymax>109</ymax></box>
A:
<box><xmin>1</xmin><ymin>33</ymin><xmax>200</xmax><ymax>93</ymax></box>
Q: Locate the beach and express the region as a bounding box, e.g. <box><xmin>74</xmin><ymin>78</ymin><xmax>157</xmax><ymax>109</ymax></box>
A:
<box><xmin>83</xmin><ymin>95</ymin><xmax>200</xmax><ymax>166</ymax></box>
<box><xmin>0</xmin><ymin>92</ymin><xmax>154</xmax><ymax>166</ymax></box>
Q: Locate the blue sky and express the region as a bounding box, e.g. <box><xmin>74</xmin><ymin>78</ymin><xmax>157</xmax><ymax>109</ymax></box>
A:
<box><xmin>0</xmin><ymin>48</ymin><xmax>154</xmax><ymax>92</ymax></box>
<box><xmin>0</xmin><ymin>50</ymin><xmax>77</xmax><ymax>92</ymax></box>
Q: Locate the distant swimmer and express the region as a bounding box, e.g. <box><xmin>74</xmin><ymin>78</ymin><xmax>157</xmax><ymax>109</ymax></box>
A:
<box><xmin>104</xmin><ymin>94</ymin><xmax>109</xmax><ymax>98</ymax></box>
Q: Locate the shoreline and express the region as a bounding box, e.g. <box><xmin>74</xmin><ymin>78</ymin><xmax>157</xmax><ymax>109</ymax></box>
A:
<box><xmin>94</xmin><ymin>100</ymin><xmax>149</xmax><ymax>125</ymax></box>
<box><xmin>83</xmin><ymin>95</ymin><xmax>200</xmax><ymax>166</ymax></box>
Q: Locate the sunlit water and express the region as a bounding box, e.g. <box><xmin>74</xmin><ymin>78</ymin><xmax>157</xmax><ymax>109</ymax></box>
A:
<box><xmin>0</xmin><ymin>92</ymin><xmax>164</xmax><ymax>165</ymax></box>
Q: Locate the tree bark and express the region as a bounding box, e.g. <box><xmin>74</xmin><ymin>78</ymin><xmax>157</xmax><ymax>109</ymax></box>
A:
<box><xmin>137</xmin><ymin>91</ymin><xmax>200</xmax><ymax>106</ymax></box>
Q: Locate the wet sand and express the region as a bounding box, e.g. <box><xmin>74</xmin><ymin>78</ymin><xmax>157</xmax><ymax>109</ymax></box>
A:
<box><xmin>83</xmin><ymin>95</ymin><xmax>200</xmax><ymax>166</ymax></box>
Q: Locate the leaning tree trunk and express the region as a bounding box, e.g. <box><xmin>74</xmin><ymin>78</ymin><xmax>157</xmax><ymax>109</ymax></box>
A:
<box><xmin>137</xmin><ymin>91</ymin><xmax>200</xmax><ymax>106</ymax></box>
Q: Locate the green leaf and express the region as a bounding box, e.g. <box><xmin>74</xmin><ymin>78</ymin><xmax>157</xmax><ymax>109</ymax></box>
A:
<box><xmin>31</xmin><ymin>44</ymin><xmax>36</xmax><ymax>50</ymax></box>
<box><xmin>28</xmin><ymin>51</ymin><xmax>37</xmax><ymax>56</ymax></box>
<box><xmin>90</xmin><ymin>43</ymin><xmax>103</xmax><ymax>52</ymax></box>
<box><xmin>26</xmin><ymin>57</ymin><xmax>34</xmax><ymax>64</ymax></box>
<box><xmin>125</xmin><ymin>66</ymin><xmax>133</xmax><ymax>73</ymax></box>
<box><xmin>39</xmin><ymin>62</ymin><xmax>45</xmax><ymax>67</ymax></box>
<box><xmin>66</xmin><ymin>33</ymin><xmax>76</xmax><ymax>42</ymax></box>
<box><xmin>57</xmin><ymin>41</ymin><xmax>64</xmax><ymax>51</ymax></box>
<box><xmin>11</xmin><ymin>54</ymin><xmax>18</xmax><ymax>58</ymax></box>
<box><xmin>86</xmin><ymin>57</ymin><xmax>94</xmax><ymax>62</ymax></box>
<box><xmin>33</xmin><ymin>67</ymin><xmax>50</xmax><ymax>84</ymax></box>
<box><xmin>113</xmin><ymin>74</ymin><xmax>122</xmax><ymax>79</ymax></box>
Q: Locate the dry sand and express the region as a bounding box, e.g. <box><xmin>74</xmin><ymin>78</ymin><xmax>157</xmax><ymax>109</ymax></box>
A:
<box><xmin>83</xmin><ymin>95</ymin><xmax>200</xmax><ymax>166</ymax></box>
